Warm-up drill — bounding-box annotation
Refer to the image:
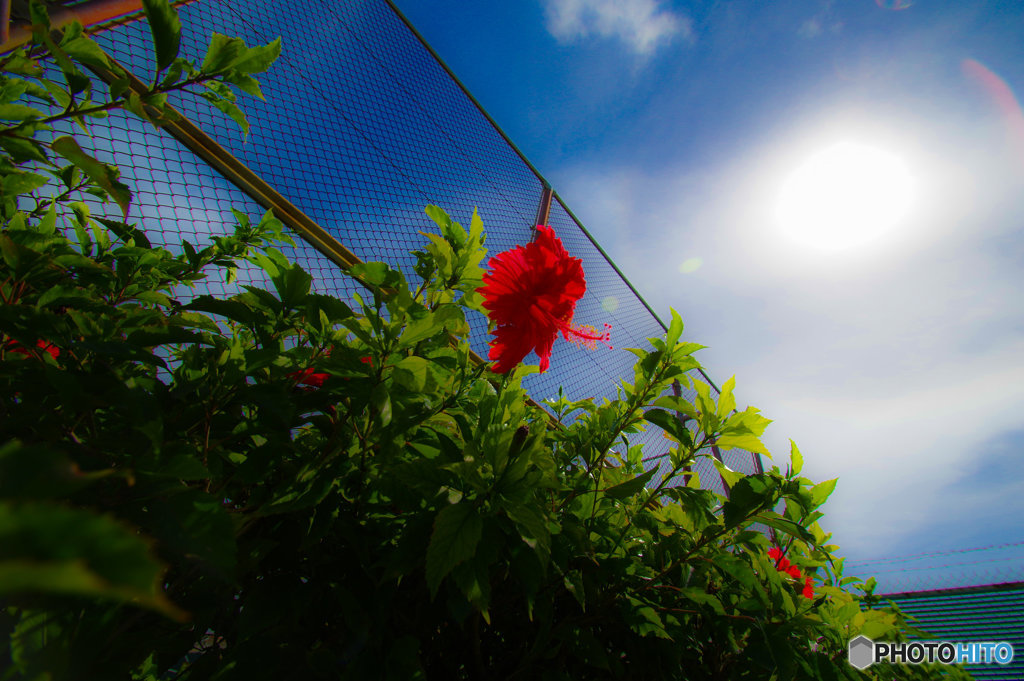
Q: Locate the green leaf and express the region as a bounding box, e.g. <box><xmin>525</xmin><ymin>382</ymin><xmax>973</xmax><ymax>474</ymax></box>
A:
<box><xmin>200</xmin><ymin>89</ymin><xmax>249</xmax><ymax>137</ymax></box>
<box><xmin>711</xmin><ymin>458</ymin><xmax>745</xmax><ymax>490</ymax></box>
<box><xmin>666</xmin><ymin>308</ymin><xmax>684</xmax><ymax>346</ymax></box>
<box><xmin>717</xmin><ymin>375</ymin><xmax>737</xmax><ymax>419</ymax></box>
<box><xmin>127</xmin><ymin>327</ymin><xmax>209</xmax><ymax>346</ymax></box>
<box><xmin>722</xmin><ymin>475</ymin><xmax>773</xmax><ymax>528</ymax></box>
<box><xmin>36</xmin><ymin>204</ymin><xmax>58</xmax><ymax>234</ymax></box>
<box><xmin>424</xmin><ymin>204</ymin><xmax>453</xmax><ymax>235</ymax></box>
<box><xmin>201</xmin><ymin>35</ymin><xmax>280</xmax><ymax>76</ymax></box>
<box><xmin>232</xmin><ymin>37</ymin><xmax>282</xmax><ymax>74</ymax></box>
<box><xmin>96</xmin><ymin>217</ymin><xmax>152</xmax><ymax>248</ymax></box>
<box><xmin>790</xmin><ymin>440</ymin><xmax>803</xmax><ymax>476</ymax></box>
<box><xmin>224</xmin><ymin>72</ymin><xmax>265</xmax><ymax>100</ymax></box>
<box><xmin>674</xmin><ymin>341</ymin><xmax>707</xmax><ymax>356</ymax></box>
<box><xmin>305</xmin><ymin>294</ymin><xmax>352</xmax><ymax>324</ymax></box>
<box><xmin>603</xmin><ymin>466</ymin><xmax>658</xmax><ymax>499</ymax></box>
<box><xmin>712</xmin><ymin>553</ymin><xmax>761</xmax><ymax>592</ymax></box>
<box><xmin>810</xmin><ymin>478</ymin><xmax>837</xmax><ymax>508</ymax></box>
<box><xmin>393</xmin><ymin>356</ymin><xmax>428</xmax><ymax>392</ymax></box>
<box><xmin>203</xmin><ymin>79</ymin><xmax>237</xmax><ymax>103</ymax></box>
<box><xmin>124</xmin><ymin>91</ymin><xmax>153</xmax><ymax>124</ymax></box>
<box><xmin>625</xmin><ymin>600</ymin><xmax>672</xmax><ymax>639</ymax></box>
<box><xmin>349</xmin><ymin>260</ymin><xmax>403</xmax><ymax>288</ymax></box>
<box><xmin>371</xmin><ymin>382</ymin><xmax>392</xmax><ymax>426</ymax></box>
<box><xmin>425</xmin><ymin>503</ymin><xmax>482</xmax><ymax>598</ymax></box>
<box><xmin>0</xmin><ymin>501</ymin><xmax>184</xmax><ymax>619</ymax></box>
<box><xmin>266</xmin><ymin>262</ymin><xmax>309</xmax><ymax>307</ymax></box>
<box><xmin>201</xmin><ymin>34</ymin><xmax>246</xmax><ymax>74</ymax></box>
<box><xmin>2</xmin><ymin>171</ymin><xmax>49</xmax><ymax>196</ymax></box>
<box><xmin>0</xmin><ymin>103</ymin><xmax>46</xmax><ymax>121</ymax></box>
<box><xmin>1</xmin><ymin>54</ymin><xmax>44</xmax><ymax>77</ymax></box>
<box><xmin>38</xmin><ymin>77</ymin><xmax>72</xmax><ymax>109</ymax></box>
<box><xmin>679</xmin><ymin>587</ymin><xmax>726</xmax><ymax>615</ymax></box>
<box><xmin>50</xmin><ymin>136</ymin><xmax>131</xmax><ymax>217</ymax></box>
<box><xmin>643</xmin><ymin>408</ymin><xmax>694</xmax><ymax>448</ymax></box>
<box><xmin>651</xmin><ymin>394</ymin><xmax>699</xmax><ymax>419</ymax></box>
<box><xmin>423</xmin><ymin>232</ymin><xmax>456</xmax><ymax>275</ymax></box>
<box><xmin>0</xmin><ymin>78</ymin><xmax>30</xmax><ymax>105</ymax></box>
<box><xmin>720</xmin><ymin>406</ymin><xmax>772</xmax><ymax>436</ymax></box>
<box><xmin>468</xmin><ymin>206</ymin><xmax>485</xmax><ymax>241</ymax></box>
<box><xmin>40</xmin><ymin>27</ymin><xmax>91</xmax><ymax>95</ymax></box>
<box><xmin>452</xmin><ymin>559</ymin><xmax>491</xmax><ymax>621</ymax></box>
<box><xmin>0</xmin><ymin>136</ymin><xmax>48</xmax><ymax>163</ymax></box>
<box><xmin>693</xmin><ymin>383</ymin><xmax>717</xmax><ymax>422</ymax></box>
<box><xmin>171</xmin><ymin>311</ymin><xmax>221</xmax><ymax>332</ymax></box>
<box><xmin>714</xmin><ymin>432</ymin><xmax>769</xmax><ymax>455</ymax></box>
<box><xmin>401</xmin><ymin>312</ymin><xmax>443</xmax><ymax>346</ymax></box>
<box><xmin>753</xmin><ymin>511</ymin><xmax>817</xmax><ymax>544</ymax></box>
<box><xmin>563</xmin><ymin>569</ymin><xmax>586</xmax><ymax>611</ymax></box>
<box><xmin>184</xmin><ymin>295</ymin><xmax>259</xmax><ymax>325</ymax></box>
<box><xmin>60</xmin><ymin>33</ymin><xmax>113</xmax><ymax>72</ymax></box>
<box><xmin>154</xmin><ymin>455</ymin><xmax>210</xmax><ymax>481</ymax></box>
<box><xmin>0</xmin><ymin>441</ymin><xmax>104</xmax><ymax>500</ymax></box>
<box><xmin>141</xmin><ymin>0</ymin><xmax>182</xmax><ymax>72</ymax></box>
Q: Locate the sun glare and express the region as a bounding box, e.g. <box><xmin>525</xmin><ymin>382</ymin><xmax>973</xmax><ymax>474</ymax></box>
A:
<box><xmin>775</xmin><ymin>141</ymin><xmax>915</xmax><ymax>252</ymax></box>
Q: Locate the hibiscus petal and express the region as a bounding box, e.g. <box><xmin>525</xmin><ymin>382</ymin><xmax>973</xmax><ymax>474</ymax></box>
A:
<box><xmin>489</xmin><ymin>324</ymin><xmax>538</xmax><ymax>374</ymax></box>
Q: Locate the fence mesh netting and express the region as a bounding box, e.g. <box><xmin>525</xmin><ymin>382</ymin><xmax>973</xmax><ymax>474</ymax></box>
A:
<box><xmin>80</xmin><ymin>0</ymin><xmax>762</xmax><ymax>493</ymax></box>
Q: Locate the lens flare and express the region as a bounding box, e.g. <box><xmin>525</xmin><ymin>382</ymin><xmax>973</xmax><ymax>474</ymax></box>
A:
<box><xmin>601</xmin><ymin>296</ymin><xmax>619</xmax><ymax>313</ymax></box>
<box><xmin>962</xmin><ymin>58</ymin><xmax>1024</xmax><ymax>163</ymax></box>
<box><xmin>678</xmin><ymin>257</ymin><xmax>703</xmax><ymax>273</ymax></box>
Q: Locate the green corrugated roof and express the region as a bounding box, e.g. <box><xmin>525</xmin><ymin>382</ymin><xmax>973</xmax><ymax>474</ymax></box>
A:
<box><xmin>882</xmin><ymin>584</ymin><xmax>1024</xmax><ymax>681</ymax></box>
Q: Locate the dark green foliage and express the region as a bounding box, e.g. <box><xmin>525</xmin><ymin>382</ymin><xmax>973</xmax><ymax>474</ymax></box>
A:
<box><xmin>0</xmin><ymin>1</ymin><xmax>973</xmax><ymax>679</ymax></box>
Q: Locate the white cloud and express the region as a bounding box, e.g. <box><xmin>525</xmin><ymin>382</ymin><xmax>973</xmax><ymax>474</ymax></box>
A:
<box><xmin>798</xmin><ymin>19</ymin><xmax>823</xmax><ymax>38</ymax></box>
<box><xmin>543</xmin><ymin>0</ymin><xmax>691</xmax><ymax>56</ymax></box>
<box><xmin>798</xmin><ymin>1</ymin><xmax>843</xmax><ymax>39</ymax></box>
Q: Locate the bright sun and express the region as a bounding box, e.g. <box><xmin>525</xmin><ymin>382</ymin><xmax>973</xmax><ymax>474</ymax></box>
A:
<box><xmin>775</xmin><ymin>141</ymin><xmax>915</xmax><ymax>252</ymax></box>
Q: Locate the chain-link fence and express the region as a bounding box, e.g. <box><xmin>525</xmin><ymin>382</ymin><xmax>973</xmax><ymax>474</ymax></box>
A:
<box><xmin>77</xmin><ymin>0</ymin><xmax>763</xmax><ymax>493</ymax></box>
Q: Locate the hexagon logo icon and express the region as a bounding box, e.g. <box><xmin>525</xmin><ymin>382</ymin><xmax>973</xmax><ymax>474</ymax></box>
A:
<box><xmin>848</xmin><ymin>635</ymin><xmax>875</xmax><ymax>670</ymax></box>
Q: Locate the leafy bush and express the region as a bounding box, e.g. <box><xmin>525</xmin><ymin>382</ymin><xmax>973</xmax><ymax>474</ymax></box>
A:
<box><xmin>0</xmin><ymin>1</ymin><xmax>972</xmax><ymax>679</ymax></box>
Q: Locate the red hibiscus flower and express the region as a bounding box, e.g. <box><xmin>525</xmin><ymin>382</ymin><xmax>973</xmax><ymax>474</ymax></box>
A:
<box><xmin>478</xmin><ymin>226</ymin><xmax>610</xmax><ymax>373</ymax></box>
<box><xmin>287</xmin><ymin>366</ymin><xmax>329</xmax><ymax>388</ymax></box>
<box><xmin>286</xmin><ymin>353</ymin><xmax>372</xmax><ymax>388</ymax></box>
<box><xmin>769</xmin><ymin>547</ymin><xmax>795</xmax><ymax>572</ymax></box>
<box><xmin>769</xmin><ymin>546</ymin><xmax>812</xmax><ymax>597</ymax></box>
<box><xmin>3</xmin><ymin>338</ymin><xmax>59</xmax><ymax>360</ymax></box>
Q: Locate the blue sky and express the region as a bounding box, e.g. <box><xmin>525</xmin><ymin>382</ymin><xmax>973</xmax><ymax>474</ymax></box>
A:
<box><xmin>394</xmin><ymin>0</ymin><xmax>1024</xmax><ymax>591</ymax></box>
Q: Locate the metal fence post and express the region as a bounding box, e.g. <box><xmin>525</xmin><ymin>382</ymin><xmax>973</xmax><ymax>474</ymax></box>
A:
<box><xmin>532</xmin><ymin>183</ymin><xmax>554</xmax><ymax>241</ymax></box>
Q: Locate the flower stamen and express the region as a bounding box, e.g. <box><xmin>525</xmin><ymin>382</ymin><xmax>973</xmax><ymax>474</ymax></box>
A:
<box><xmin>563</xmin><ymin>321</ymin><xmax>613</xmax><ymax>351</ymax></box>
